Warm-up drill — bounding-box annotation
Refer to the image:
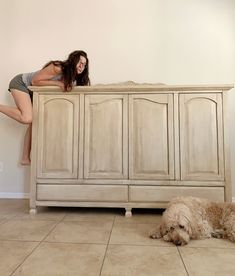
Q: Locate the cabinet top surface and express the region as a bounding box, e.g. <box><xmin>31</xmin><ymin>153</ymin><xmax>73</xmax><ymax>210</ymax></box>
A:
<box><xmin>29</xmin><ymin>82</ymin><xmax>234</xmax><ymax>94</ymax></box>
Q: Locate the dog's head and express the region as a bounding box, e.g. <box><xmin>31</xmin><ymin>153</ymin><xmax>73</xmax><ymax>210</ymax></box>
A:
<box><xmin>160</xmin><ymin>203</ymin><xmax>196</xmax><ymax>246</ymax></box>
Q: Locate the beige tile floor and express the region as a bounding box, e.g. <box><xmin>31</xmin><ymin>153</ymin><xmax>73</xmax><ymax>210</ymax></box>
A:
<box><xmin>0</xmin><ymin>199</ymin><xmax>235</xmax><ymax>276</ymax></box>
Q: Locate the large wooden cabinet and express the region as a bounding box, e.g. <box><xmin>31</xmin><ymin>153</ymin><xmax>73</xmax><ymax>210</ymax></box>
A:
<box><xmin>30</xmin><ymin>84</ymin><xmax>233</xmax><ymax>216</ymax></box>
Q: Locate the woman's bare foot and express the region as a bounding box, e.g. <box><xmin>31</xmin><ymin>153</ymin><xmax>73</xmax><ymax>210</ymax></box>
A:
<box><xmin>21</xmin><ymin>158</ymin><xmax>31</xmax><ymax>166</ymax></box>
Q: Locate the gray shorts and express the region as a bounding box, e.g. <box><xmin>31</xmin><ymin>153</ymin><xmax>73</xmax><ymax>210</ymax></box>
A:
<box><xmin>8</xmin><ymin>74</ymin><xmax>33</xmax><ymax>100</ymax></box>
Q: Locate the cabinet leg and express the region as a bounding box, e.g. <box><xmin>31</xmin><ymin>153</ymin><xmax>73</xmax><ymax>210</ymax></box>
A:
<box><xmin>29</xmin><ymin>208</ymin><xmax>37</xmax><ymax>215</ymax></box>
<box><xmin>125</xmin><ymin>208</ymin><xmax>132</xmax><ymax>217</ymax></box>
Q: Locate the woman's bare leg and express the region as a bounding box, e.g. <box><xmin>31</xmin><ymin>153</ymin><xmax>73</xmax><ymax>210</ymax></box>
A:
<box><xmin>21</xmin><ymin>124</ymin><xmax>32</xmax><ymax>165</ymax></box>
<box><xmin>0</xmin><ymin>90</ymin><xmax>32</xmax><ymax>124</ymax></box>
<box><xmin>0</xmin><ymin>90</ymin><xmax>33</xmax><ymax>165</ymax></box>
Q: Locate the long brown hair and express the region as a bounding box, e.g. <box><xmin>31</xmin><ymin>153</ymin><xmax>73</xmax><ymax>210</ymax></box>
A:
<box><xmin>44</xmin><ymin>50</ymin><xmax>90</xmax><ymax>91</ymax></box>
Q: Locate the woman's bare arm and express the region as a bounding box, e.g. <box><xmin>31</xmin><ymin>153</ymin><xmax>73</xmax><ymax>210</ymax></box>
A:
<box><xmin>31</xmin><ymin>64</ymin><xmax>65</xmax><ymax>90</ymax></box>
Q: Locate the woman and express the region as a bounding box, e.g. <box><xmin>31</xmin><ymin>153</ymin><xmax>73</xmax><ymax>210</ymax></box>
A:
<box><xmin>0</xmin><ymin>50</ymin><xmax>90</xmax><ymax>165</ymax></box>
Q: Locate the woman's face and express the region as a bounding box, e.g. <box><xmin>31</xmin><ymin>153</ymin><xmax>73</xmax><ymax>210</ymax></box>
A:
<box><xmin>76</xmin><ymin>56</ymin><xmax>87</xmax><ymax>74</ymax></box>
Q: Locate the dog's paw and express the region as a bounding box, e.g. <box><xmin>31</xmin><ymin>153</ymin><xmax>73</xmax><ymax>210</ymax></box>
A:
<box><xmin>149</xmin><ymin>230</ymin><xmax>161</xmax><ymax>239</ymax></box>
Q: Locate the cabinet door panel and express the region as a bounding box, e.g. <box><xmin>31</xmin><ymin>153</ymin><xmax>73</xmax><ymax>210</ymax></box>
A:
<box><xmin>84</xmin><ymin>95</ymin><xmax>128</xmax><ymax>179</ymax></box>
<box><xmin>129</xmin><ymin>94</ymin><xmax>174</xmax><ymax>179</ymax></box>
<box><xmin>37</xmin><ymin>95</ymin><xmax>79</xmax><ymax>178</ymax></box>
<box><xmin>180</xmin><ymin>94</ymin><xmax>224</xmax><ymax>180</ymax></box>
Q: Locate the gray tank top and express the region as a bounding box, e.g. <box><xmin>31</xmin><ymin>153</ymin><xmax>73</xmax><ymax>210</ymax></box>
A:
<box><xmin>22</xmin><ymin>71</ymin><xmax>62</xmax><ymax>86</ymax></box>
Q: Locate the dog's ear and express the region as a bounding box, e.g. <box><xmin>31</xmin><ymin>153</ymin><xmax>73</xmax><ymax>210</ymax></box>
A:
<box><xmin>187</xmin><ymin>221</ymin><xmax>193</xmax><ymax>236</ymax></box>
<box><xmin>177</xmin><ymin>208</ymin><xmax>195</xmax><ymax>239</ymax></box>
<box><xmin>187</xmin><ymin>217</ymin><xmax>200</xmax><ymax>238</ymax></box>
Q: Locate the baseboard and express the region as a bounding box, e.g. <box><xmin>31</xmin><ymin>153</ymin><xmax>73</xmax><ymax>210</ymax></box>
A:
<box><xmin>0</xmin><ymin>193</ymin><xmax>29</xmax><ymax>199</ymax></box>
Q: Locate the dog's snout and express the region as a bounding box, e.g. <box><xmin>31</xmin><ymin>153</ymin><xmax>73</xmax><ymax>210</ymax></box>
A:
<box><xmin>174</xmin><ymin>240</ymin><xmax>182</xmax><ymax>246</ymax></box>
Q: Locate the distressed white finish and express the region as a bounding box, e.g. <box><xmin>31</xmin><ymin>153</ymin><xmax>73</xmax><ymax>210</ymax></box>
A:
<box><xmin>129</xmin><ymin>94</ymin><xmax>174</xmax><ymax>179</ymax></box>
<box><xmin>180</xmin><ymin>93</ymin><xmax>224</xmax><ymax>180</ymax></box>
<box><xmin>29</xmin><ymin>84</ymin><xmax>233</xmax><ymax>216</ymax></box>
<box><xmin>84</xmin><ymin>95</ymin><xmax>128</xmax><ymax>179</ymax></box>
<box><xmin>37</xmin><ymin>95</ymin><xmax>79</xmax><ymax>179</ymax></box>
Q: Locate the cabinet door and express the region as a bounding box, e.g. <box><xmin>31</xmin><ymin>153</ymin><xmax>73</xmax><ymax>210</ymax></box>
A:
<box><xmin>84</xmin><ymin>95</ymin><xmax>128</xmax><ymax>179</ymax></box>
<box><xmin>180</xmin><ymin>93</ymin><xmax>224</xmax><ymax>180</ymax></box>
<box><xmin>129</xmin><ymin>94</ymin><xmax>174</xmax><ymax>179</ymax></box>
<box><xmin>37</xmin><ymin>95</ymin><xmax>79</xmax><ymax>178</ymax></box>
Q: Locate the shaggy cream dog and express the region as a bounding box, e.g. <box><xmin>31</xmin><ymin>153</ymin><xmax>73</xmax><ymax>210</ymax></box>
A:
<box><xmin>150</xmin><ymin>196</ymin><xmax>235</xmax><ymax>245</ymax></box>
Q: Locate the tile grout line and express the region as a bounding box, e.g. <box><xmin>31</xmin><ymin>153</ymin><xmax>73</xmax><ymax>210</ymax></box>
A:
<box><xmin>99</xmin><ymin>214</ymin><xmax>116</xmax><ymax>276</ymax></box>
<box><xmin>177</xmin><ymin>246</ymin><xmax>189</xmax><ymax>276</ymax></box>
<box><xmin>9</xmin><ymin>213</ymin><xmax>67</xmax><ymax>276</ymax></box>
<box><xmin>2</xmin><ymin>236</ymin><xmax>234</xmax><ymax>250</ymax></box>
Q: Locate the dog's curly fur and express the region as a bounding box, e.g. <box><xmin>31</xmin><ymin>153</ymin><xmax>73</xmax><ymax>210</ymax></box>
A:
<box><xmin>150</xmin><ymin>196</ymin><xmax>235</xmax><ymax>246</ymax></box>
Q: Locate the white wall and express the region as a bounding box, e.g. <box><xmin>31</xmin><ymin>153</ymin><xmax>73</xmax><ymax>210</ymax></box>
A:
<box><xmin>0</xmin><ymin>0</ymin><xmax>235</xmax><ymax>197</ymax></box>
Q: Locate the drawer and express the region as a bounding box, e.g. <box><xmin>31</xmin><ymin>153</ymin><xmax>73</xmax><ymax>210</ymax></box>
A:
<box><xmin>129</xmin><ymin>186</ymin><xmax>224</xmax><ymax>202</ymax></box>
<box><xmin>37</xmin><ymin>184</ymin><xmax>128</xmax><ymax>202</ymax></box>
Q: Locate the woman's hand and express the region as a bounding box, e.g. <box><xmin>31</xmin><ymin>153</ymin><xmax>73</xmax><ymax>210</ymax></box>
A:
<box><xmin>57</xmin><ymin>81</ymin><xmax>66</xmax><ymax>92</ymax></box>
